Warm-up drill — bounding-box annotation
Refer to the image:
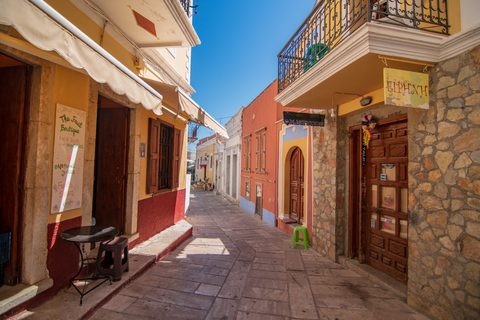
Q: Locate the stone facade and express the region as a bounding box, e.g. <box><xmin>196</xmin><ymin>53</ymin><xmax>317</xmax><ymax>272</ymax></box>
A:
<box><xmin>407</xmin><ymin>46</ymin><xmax>480</xmax><ymax>320</ymax></box>
<box><xmin>311</xmin><ymin>108</ymin><xmax>347</xmax><ymax>261</ymax></box>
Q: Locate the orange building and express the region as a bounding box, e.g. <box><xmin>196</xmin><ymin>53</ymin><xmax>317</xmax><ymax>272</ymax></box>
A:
<box><xmin>240</xmin><ymin>80</ymin><xmax>282</xmax><ymax>226</ymax></box>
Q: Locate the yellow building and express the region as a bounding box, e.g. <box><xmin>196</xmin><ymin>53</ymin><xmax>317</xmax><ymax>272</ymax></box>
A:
<box><xmin>275</xmin><ymin>0</ymin><xmax>480</xmax><ymax>319</ymax></box>
<box><xmin>195</xmin><ymin>134</ymin><xmax>217</xmax><ymax>185</ymax></box>
<box><xmin>0</xmin><ymin>0</ymin><xmax>226</xmax><ymax>314</ymax></box>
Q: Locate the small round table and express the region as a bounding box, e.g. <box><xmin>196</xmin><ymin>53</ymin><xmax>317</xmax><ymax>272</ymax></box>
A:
<box><xmin>61</xmin><ymin>225</ymin><xmax>118</xmax><ymax>305</ymax></box>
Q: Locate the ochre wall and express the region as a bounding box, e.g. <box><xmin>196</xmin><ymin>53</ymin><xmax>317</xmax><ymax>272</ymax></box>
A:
<box><xmin>48</xmin><ymin>66</ymin><xmax>89</xmax><ymax>224</ymax></box>
<box><xmin>196</xmin><ymin>142</ymin><xmax>216</xmax><ymax>183</ymax></box>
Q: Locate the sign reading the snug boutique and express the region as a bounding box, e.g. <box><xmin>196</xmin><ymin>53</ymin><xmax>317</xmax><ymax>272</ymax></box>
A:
<box><xmin>384</xmin><ymin>68</ymin><xmax>429</xmax><ymax>109</ymax></box>
<box><xmin>51</xmin><ymin>104</ymin><xmax>86</xmax><ymax>214</ymax></box>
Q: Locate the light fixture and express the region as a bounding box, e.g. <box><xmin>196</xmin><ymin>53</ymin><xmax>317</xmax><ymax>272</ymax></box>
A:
<box><xmin>360</xmin><ymin>96</ymin><xmax>372</xmax><ymax>106</ymax></box>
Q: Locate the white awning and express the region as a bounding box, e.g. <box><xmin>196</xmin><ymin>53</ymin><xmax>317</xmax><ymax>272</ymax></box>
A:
<box><xmin>0</xmin><ymin>0</ymin><xmax>164</xmax><ymax>115</ymax></box>
<box><xmin>141</xmin><ymin>77</ymin><xmax>229</xmax><ymax>138</ymax></box>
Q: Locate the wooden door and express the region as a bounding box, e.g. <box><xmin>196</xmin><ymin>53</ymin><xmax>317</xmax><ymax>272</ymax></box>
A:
<box><xmin>94</xmin><ymin>96</ymin><xmax>129</xmax><ymax>233</ymax></box>
<box><xmin>365</xmin><ymin>118</ymin><xmax>408</xmax><ymax>283</ymax></box>
<box><xmin>0</xmin><ymin>65</ymin><xmax>29</xmax><ymax>285</ymax></box>
<box><xmin>289</xmin><ymin>148</ymin><xmax>304</xmax><ymax>224</ymax></box>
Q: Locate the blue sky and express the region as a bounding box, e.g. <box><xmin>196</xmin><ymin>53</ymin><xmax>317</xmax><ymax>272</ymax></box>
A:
<box><xmin>189</xmin><ymin>1</ymin><xmax>315</xmax><ymax>148</ymax></box>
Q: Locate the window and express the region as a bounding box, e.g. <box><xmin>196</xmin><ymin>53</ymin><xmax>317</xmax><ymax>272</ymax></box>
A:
<box><xmin>256</xmin><ymin>128</ymin><xmax>266</xmax><ymax>173</ymax></box>
<box><xmin>245</xmin><ymin>180</ymin><xmax>250</xmax><ymax>200</ymax></box>
<box><xmin>147</xmin><ymin>118</ymin><xmax>181</xmax><ymax>193</ymax></box>
<box><xmin>243</xmin><ymin>135</ymin><xmax>251</xmax><ymax>172</ymax></box>
<box><xmin>210</xmin><ymin>153</ymin><xmax>213</xmax><ymax>170</ymax></box>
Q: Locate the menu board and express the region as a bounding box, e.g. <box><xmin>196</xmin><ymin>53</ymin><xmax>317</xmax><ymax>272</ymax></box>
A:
<box><xmin>51</xmin><ymin>104</ymin><xmax>86</xmax><ymax>213</ymax></box>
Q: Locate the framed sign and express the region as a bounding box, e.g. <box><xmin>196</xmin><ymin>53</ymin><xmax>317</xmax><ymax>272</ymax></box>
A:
<box><xmin>51</xmin><ymin>104</ymin><xmax>86</xmax><ymax>213</ymax></box>
<box><xmin>384</xmin><ymin>68</ymin><xmax>429</xmax><ymax>109</ymax></box>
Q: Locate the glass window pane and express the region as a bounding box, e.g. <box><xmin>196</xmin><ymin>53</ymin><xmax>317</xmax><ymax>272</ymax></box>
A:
<box><xmin>381</xmin><ymin>164</ymin><xmax>396</xmax><ymax>181</ymax></box>
<box><xmin>371</xmin><ymin>213</ymin><xmax>378</xmax><ymax>229</ymax></box>
<box><xmin>381</xmin><ymin>215</ymin><xmax>396</xmax><ymax>235</ymax></box>
<box><xmin>381</xmin><ymin>186</ymin><xmax>396</xmax><ymax>209</ymax></box>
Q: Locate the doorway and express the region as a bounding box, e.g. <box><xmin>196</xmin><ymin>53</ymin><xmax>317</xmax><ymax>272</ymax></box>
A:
<box><xmin>93</xmin><ymin>96</ymin><xmax>129</xmax><ymax>234</ymax></box>
<box><xmin>255</xmin><ymin>183</ymin><xmax>263</xmax><ymax>219</ymax></box>
<box><xmin>349</xmin><ymin>115</ymin><xmax>408</xmax><ymax>283</ymax></box>
<box><xmin>289</xmin><ymin>147</ymin><xmax>304</xmax><ymax>224</ymax></box>
<box><xmin>232</xmin><ymin>154</ymin><xmax>237</xmax><ymax>198</ymax></box>
<box><xmin>0</xmin><ymin>53</ymin><xmax>31</xmax><ymax>285</ymax></box>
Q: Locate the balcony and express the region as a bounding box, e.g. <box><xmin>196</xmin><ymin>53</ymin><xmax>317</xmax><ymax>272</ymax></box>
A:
<box><xmin>278</xmin><ymin>0</ymin><xmax>449</xmax><ymax>94</ymax></box>
<box><xmin>85</xmin><ymin>0</ymin><xmax>200</xmax><ymax>47</ymax></box>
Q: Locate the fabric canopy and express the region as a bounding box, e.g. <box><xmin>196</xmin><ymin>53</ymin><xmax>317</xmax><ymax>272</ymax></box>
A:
<box><xmin>141</xmin><ymin>77</ymin><xmax>229</xmax><ymax>138</ymax></box>
<box><xmin>0</xmin><ymin>0</ymin><xmax>164</xmax><ymax>115</ymax></box>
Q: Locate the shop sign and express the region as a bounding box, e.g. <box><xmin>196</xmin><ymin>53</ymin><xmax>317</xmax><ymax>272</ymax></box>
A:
<box><xmin>384</xmin><ymin>68</ymin><xmax>429</xmax><ymax>109</ymax></box>
<box><xmin>51</xmin><ymin>104</ymin><xmax>86</xmax><ymax>213</ymax></box>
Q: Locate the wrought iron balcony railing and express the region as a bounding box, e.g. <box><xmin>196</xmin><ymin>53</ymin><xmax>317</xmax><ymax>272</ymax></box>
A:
<box><xmin>179</xmin><ymin>0</ymin><xmax>193</xmax><ymax>17</ymax></box>
<box><xmin>278</xmin><ymin>0</ymin><xmax>449</xmax><ymax>93</ymax></box>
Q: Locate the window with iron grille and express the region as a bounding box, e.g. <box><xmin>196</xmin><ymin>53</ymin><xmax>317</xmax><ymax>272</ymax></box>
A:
<box><xmin>255</xmin><ymin>128</ymin><xmax>266</xmax><ymax>174</ymax></box>
<box><xmin>147</xmin><ymin>118</ymin><xmax>181</xmax><ymax>193</ymax></box>
<box><xmin>243</xmin><ymin>135</ymin><xmax>251</xmax><ymax>172</ymax></box>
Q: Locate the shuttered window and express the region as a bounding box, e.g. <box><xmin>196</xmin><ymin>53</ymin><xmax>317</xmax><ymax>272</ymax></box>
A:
<box><xmin>147</xmin><ymin>118</ymin><xmax>181</xmax><ymax>193</ymax></box>
<box><xmin>243</xmin><ymin>135</ymin><xmax>251</xmax><ymax>172</ymax></box>
<box><xmin>255</xmin><ymin>128</ymin><xmax>266</xmax><ymax>173</ymax></box>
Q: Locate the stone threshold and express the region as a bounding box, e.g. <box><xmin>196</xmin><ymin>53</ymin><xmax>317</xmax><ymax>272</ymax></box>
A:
<box><xmin>4</xmin><ymin>220</ymin><xmax>193</xmax><ymax>320</ymax></box>
<box><xmin>338</xmin><ymin>255</ymin><xmax>408</xmax><ymax>301</ymax></box>
<box><xmin>0</xmin><ymin>278</ymin><xmax>53</xmax><ymax>316</ymax></box>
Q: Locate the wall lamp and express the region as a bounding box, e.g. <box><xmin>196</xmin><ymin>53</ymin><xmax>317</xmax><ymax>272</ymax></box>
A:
<box><xmin>360</xmin><ymin>96</ymin><xmax>372</xmax><ymax>106</ymax></box>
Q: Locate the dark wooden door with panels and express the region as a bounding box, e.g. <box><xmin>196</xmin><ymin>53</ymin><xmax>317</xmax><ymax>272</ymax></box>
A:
<box><xmin>349</xmin><ymin>114</ymin><xmax>409</xmax><ymax>283</ymax></box>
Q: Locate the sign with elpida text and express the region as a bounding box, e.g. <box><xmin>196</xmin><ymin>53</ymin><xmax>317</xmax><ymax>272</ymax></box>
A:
<box><xmin>51</xmin><ymin>104</ymin><xmax>86</xmax><ymax>213</ymax></box>
<box><xmin>384</xmin><ymin>68</ymin><xmax>429</xmax><ymax>109</ymax></box>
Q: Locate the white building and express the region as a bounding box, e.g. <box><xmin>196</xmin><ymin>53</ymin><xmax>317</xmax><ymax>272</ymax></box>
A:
<box><xmin>216</xmin><ymin>106</ymin><xmax>245</xmax><ymax>204</ymax></box>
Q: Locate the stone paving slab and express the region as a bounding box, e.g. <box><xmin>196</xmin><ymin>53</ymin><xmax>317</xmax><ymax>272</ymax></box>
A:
<box><xmin>97</xmin><ymin>190</ymin><xmax>426</xmax><ymax>320</ymax></box>
<box><xmin>19</xmin><ymin>190</ymin><xmax>432</xmax><ymax>320</ymax></box>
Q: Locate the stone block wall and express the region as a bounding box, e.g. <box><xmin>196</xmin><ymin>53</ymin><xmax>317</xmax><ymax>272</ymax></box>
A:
<box><xmin>311</xmin><ymin>107</ymin><xmax>347</xmax><ymax>261</ymax></box>
<box><xmin>407</xmin><ymin>45</ymin><xmax>480</xmax><ymax>320</ymax></box>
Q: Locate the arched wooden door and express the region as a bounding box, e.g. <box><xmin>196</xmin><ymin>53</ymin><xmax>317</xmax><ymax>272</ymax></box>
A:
<box><xmin>289</xmin><ymin>148</ymin><xmax>304</xmax><ymax>224</ymax></box>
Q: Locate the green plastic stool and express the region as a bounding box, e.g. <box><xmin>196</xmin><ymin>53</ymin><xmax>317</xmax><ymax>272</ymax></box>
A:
<box><xmin>292</xmin><ymin>226</ymin><xmax>309</xmax><ymax>250</ymax></box>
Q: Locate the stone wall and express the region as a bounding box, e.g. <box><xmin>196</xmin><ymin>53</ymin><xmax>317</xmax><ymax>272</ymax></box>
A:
<box><xmin>311</xmin><ymin>107</ymin><xmax>347</xmax><ymax>261</ymax></box>
<box><xmin>407</xmin><ymin>45</ymin><xmax>480</xmax><ymax>320</ymax></box>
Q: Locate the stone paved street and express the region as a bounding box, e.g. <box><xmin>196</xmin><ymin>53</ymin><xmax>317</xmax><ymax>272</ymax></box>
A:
<box><xmin>90</xmin><ymin>190</ymin><xmax>430</xmax><ymax>320</ymax></box>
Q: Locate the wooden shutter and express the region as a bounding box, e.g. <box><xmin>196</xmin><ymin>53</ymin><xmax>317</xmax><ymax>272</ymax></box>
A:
<box><xmin>171</xmin><ymin>128</ymin><xmax>181</xmax><ymax>189</ymax></box>
<box><xmin>256</xmin><ymin>134</ymin><xmax>260</xmax><ymax>172</ymax></box>
<box><xmin>147</xmin><ymin>118</ymin><xmax>160</xmax><ymax>194</ymax></box>
<box><xmin>261</xmin><ymin>131</ymin><xmax>266</xmax><ymax>172</ymax></box>
<box><xmin>247</xmin><ymin>136</ymin><xmax>251</xmax><ymax>172</ymax></box>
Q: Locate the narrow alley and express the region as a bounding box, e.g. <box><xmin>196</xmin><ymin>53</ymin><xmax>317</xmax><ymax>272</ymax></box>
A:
<box><xmin>87</xmin><ymin>190</ymin><xmax>429</xmax><ymax>320</ymax></box>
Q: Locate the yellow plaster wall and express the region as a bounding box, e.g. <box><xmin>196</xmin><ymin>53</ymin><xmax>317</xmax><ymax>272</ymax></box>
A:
<box><xmin>448</xmin><ymin>0</ymin><xmax>461</xmax><ymax>35</ymax></box>
<box><xmin>48</xmin><ymin>66</ymin><xmax>90</xmax><ymax>224</ymax></box>
<box><xmin>139</xmin><ymin>110</ymin><xmax>188</xmax><ymax>201</ymax></box>
<box><xmin>338</xmin><ymin>88</ymin><xmax>385</xmax><ymax>117</ymax></box>
<box><xmin>196</xmin><ymin>143</ymin><xmax>216</xmax><ymax>183</ymax></box>
<box><xmin>281</xmin><ymin>135</ymin><xmax>308</xmax><ymax>216</ymax></box>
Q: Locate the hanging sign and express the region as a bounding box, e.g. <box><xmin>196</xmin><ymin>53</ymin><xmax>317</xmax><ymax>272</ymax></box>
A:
<box><xmin>384</xmin><ymin>68</ymin><xmax>429</xmax><ymax>109</ymax></box>
<box><xmin>51</xmin><ymin>104</ymin><xmax>86</xmax><ymax>213</ymax></box>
